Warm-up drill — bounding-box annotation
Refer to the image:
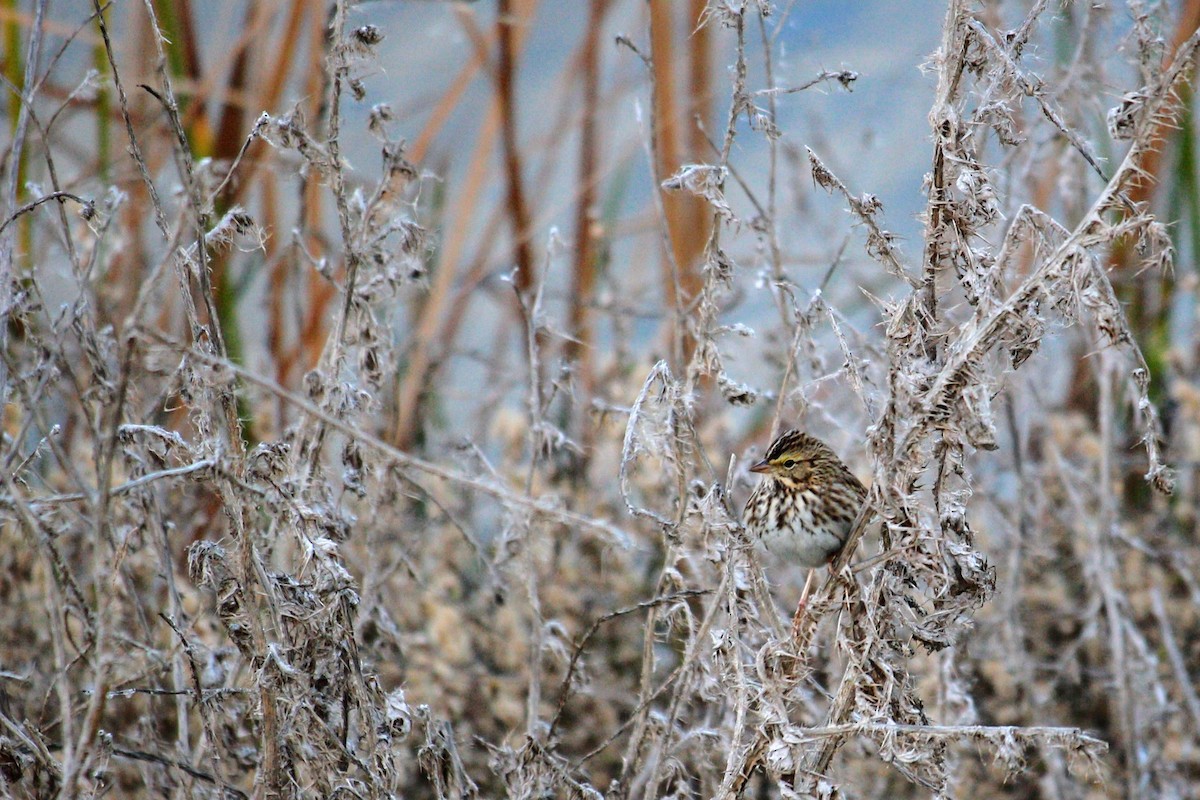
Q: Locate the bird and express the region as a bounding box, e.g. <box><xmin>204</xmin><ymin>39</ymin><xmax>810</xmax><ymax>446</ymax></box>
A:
<box><xmin>743</xmin><ymin>429</ymin><xmax>867</xmax><ymax>616</ymax></box>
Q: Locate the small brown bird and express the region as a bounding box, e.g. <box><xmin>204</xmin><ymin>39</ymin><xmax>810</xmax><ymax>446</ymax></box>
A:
<box><xmin>743</xmin><ymin>429</ymin><xmax>867</xmax><ymax>613</ymax></box>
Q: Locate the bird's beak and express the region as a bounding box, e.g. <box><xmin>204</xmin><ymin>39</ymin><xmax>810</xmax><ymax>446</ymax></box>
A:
<box><xmin>749</xmin><ymin>459</ymin><xmax>771</xmax><ymax>474</ymax></box>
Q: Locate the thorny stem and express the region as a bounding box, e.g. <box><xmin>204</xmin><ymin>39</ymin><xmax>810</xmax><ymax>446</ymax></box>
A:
<box><xmin>921</xmin><ymin>0</ymin><xmax>969</xmax><ymax>362</ymax></box>
<box><xmin>161</xmin><ymin>615</ymin><xmax>234</xmax><ymax>795</ymax></box>
<box><xmin>613</xmin><ymin>567</ymin><xmax>735</xmax><ymax>792</ymax></box>
<box><xmin>1096</xmin><ymin>356</ymin><xmax>1139</xmax><ymax>797</ymax></box>
<box><xmin>0</xmin><ymin>192</ymin><xmax>92</xmax><ymax>237</ymax></box>
<box><xmin>306</xmin><ymin>0</ymin><xmax>359</xmax><ymax>478</ymax></box>
<box><xmin>61</xmin><ymin>333</ymin><xmax>139</xmax><ymax>797</ymax></box>
<box><xmin>134</xmin><ymin>0</ymin><xmax>277</xmax><ymax>789</ymax></box>
<box><xmin>547</xmin><ymin>589</ymin><xmax>709</xmax><ymax>742</ymax></box>
<box><xmin>517</xmin><ymin>262</ymin><xmax>549</xmax><ymax>740</ymax></box>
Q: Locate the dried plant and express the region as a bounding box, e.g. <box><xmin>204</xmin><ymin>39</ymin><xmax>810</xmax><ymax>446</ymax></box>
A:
<box><xmin>1</xmin><ymin>2</ymin><xmax>1199</xmax><ymax>799</ymax></box>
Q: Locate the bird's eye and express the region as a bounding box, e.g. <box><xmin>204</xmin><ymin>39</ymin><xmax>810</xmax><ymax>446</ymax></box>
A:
<box><xmin>783</xmin><ymin>459</ymin><xmax>796</xmax><ymax>469</ymax></box>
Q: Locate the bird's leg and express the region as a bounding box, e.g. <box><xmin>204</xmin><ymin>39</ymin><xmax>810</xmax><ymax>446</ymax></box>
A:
<box><xmin>790</xmin><ymin>569</ymin><xmax>817</xmax><ymax>634</ymax></box>
<box><xmin>798</xmin><ymin>568</ymin><xmax>817</xmax><ymax>609</ymax></box>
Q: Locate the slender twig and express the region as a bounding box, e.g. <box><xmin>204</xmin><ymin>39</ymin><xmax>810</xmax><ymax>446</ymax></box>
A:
<box><xmin>148</xmin><ymin>330</ymin><xmax>633</xmax><ymax>546</ymax></box>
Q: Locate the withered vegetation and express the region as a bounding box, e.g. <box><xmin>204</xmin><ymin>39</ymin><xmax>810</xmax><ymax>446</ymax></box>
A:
<box><xmin>1</xmin><ymin>1</ymin><xmax>1199</xmax><ymax>799</ymax></box>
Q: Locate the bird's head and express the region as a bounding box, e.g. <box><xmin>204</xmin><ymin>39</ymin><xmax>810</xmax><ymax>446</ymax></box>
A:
<box><xmin>749</xmin><ymin>430</ymin><xmax>836</xmax><ymax>485</ymax></box>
